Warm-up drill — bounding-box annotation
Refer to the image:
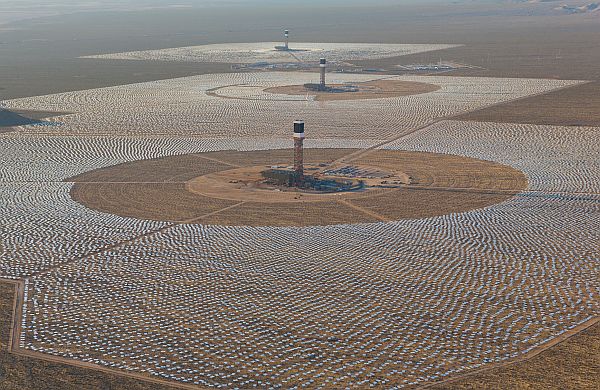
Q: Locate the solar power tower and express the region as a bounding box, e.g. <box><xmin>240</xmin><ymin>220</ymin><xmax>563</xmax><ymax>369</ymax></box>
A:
<box><xmin>319</xmin><ymin>58</ymin><xmax>327</xmax><ymax>90</ymax></box>
<box><xmin>293</xmin><ymin>120</ymin><xmax>305</xmax><ymax>185</ymax></box>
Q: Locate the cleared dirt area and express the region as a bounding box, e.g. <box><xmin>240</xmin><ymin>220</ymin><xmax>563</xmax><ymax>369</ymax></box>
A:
<box><xmin>349</xmin><ymin>187</ymin><xmax>515</xmax><ymax>221</ymax></box>
<box><xmin>456</xmin><ymin>81</ymin><xmax>600</xmax><ymax>127</ymax></box>
<box><xmin>349</xmin><ymin>150</ymin><xmax>529</xmax><ymax>220</ymax></box>
<box><xmin>71</xmin><ymin>183</ymin><xmax>239</xmax><ymax>223</ymax></box>
<box><xmin>187</xmin><ymin>164</ymin><xmax>409</xmax><ymax>203</ymax></box>
<box><xmin>264</xmin><ymin>80</ymin><xmax>440</xmax><ymax>101</ymax></box>
<box><xmin>66</xmin><ymin>153</ymin><xmax>236</xmax><ymax>184</ymax></box>
<box><xmin>354</xmin><ymin>150</ymin><xmax>527</xmax><ymax>190</ymax></box>
<box><xmin>67</xmin><ymin>153</ymin><xmax>240</xmax><ymax>222</ymax></box>
<box><xmin>0</xmin><ymin>280</ymin><xmax>176</xmax><ymax>390</ymax></box>
<box><xmin>428</xmin><ymin>319</ymin><xmax>600</xmax><ymax>390</ymax></box>
<box><xmin>67</xmin><ymin>149</ymin><xmax>527</xmax><ymax>227</ymax></box>
<box><xmin>199</xmin><ymin>199</ymin><xmax>383</xmax><ymax>226</ymax></box>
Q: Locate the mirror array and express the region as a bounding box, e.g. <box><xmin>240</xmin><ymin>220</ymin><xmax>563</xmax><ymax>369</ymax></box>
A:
<box><xmin>0</xmin><ymin>71</ymin><xmax>597</xmax><ymax>387</ymax></box>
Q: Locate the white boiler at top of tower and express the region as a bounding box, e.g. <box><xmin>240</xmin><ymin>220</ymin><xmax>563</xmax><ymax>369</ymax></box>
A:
<box><xmin>293</xmin><ymin>120</ymin><xmax>305</xmax><ymax>138</ymax></box>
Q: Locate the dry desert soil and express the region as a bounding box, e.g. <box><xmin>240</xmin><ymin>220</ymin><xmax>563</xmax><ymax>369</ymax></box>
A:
<box><xmin>67</xmin><ymin>149</ymin><xmax>528</xmax><ymax>227</ymax></box>
<box><xmin>264</xmin><ymin>80</ymin><xmax>440</xmax><ymax>101</ymax></box>
<box><xmin>456</xmin><ymin>81</ymin><xmax>600</xmax><ymax>127</ymax></box>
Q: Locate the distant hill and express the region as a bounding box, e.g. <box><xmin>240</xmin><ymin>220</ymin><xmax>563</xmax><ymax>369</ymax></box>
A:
<box><xmin>555</xmin><ymin>2</ymin><xmax>599</xmax><ymax>14</ymax></box>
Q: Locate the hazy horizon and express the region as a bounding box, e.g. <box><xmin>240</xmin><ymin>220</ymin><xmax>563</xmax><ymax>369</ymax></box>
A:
<box><xmin>0</xmin><ymin>1</ymin><xmax>547</xmax><ymax>26</ymax></box>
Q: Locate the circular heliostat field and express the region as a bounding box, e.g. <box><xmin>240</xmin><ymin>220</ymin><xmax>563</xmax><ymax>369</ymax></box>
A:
<box><xmin>66</xmin><ymin>149</ymin><xmax>528</xmax><ymax>227</ymax></box>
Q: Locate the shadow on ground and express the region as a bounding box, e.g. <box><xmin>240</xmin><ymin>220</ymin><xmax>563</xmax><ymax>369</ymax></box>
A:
<box><xmin>0</xmin><ymin>109</ymin><xmax>45</xmax><ymax>128</ymax></box>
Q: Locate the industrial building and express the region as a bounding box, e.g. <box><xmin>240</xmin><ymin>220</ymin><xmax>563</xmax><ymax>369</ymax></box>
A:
<box><xmin>261</xmin><ymin>121</ymin><xmax>363</xmax><ymax>193</ymax></box>
<box><xmin>274</xmin><ymin>29</ymin><xmax>291</xmax><ymax>51</ymax></box>
<box><xmin>303</xmin><ymin>58</ymin><xmax>360</xmax><ymax>93</ymax></box>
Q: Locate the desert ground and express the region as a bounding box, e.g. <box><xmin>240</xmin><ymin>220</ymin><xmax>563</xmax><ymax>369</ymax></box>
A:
<box><xmin>67</xmin><ymin>149</ymin><xmax>527</xmax><ymax>226</ymax></box>
<box><xmin>264</xmin><ymin>80</ymin><xmax>441</xmax><ymax>101</ymax></box>
<box><xmin>0</xmin><ymin>1</ymin><xmax>598</xmax><ymax>389</ymax></box>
